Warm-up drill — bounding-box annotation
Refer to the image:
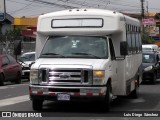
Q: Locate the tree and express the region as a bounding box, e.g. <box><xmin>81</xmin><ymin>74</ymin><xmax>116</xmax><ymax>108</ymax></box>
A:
<box><xmin>141</xmin><ymin>33</ymin><xmax>155</xmax><ymax>44</ymax></box>
<box><xmin>0</xmin><ymin>28</ymin><xmax>22</xmax><ymax>55</ymax></box>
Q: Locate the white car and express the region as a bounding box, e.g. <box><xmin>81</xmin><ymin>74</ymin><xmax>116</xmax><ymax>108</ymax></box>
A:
<box><xmin>19</xmin><ymin>52</ymin><xmax>35</xmax><ymax>79</ymax></box>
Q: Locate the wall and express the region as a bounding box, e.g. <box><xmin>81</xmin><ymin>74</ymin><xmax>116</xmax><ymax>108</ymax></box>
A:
<box><xmin>1</xmin><ymin>23</ymin><xmax>12</xmax><ymax>34</ymax></box>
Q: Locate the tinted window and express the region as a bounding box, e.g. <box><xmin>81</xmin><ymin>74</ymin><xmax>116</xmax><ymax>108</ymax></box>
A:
<box><xmin>126</xmin><ymin>24</ymin><xmax>142</xmax><ymax>54</ymax></box>
<box><xmin>109</xmin><ymin>38</ymin><xmax>115</xmax><ymax>60</ymax></box>
<box><xmin>127</xmin><ymin>33</ymin><xmax>132</xmax><ymax>54</ymax></box>
<box><xmin>143</xmin><ymin>54</ymin><xmax>155</xmax><ymax>63</ymax></box>
<box><xmin>139</xmin><ymin>34</ymin><xmax>142</xmax><ymax>51</ymax></box>
<box><xmin>19</xmin><ymin>53</ymin><xmax>35</xmax><ymax>62</ymax></box>
<box><xmin>132</xmin><ymin>33</ymin><xmax>136</xmax><ymax>53</ymax></box>
<box><xmin>136</xmin><ymin>34</ymin><xmax>140</xmax><ymax>52</ymax></box>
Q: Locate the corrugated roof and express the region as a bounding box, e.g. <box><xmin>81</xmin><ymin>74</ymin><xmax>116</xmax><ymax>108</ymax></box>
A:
<box><xmin>0</xmin><ymin>13</ymin><xmax>14</xmax><ymax>23</ymax></box>
<box><xmin>5</xmin><ymin>13</ymin><xmax>14</xmax><ymax>23</ymax></box>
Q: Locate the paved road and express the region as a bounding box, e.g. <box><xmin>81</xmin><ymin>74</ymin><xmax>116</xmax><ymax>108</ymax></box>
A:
<box><xmin>0</xmin><ymin>79</ymin><xmax>160</xmax><ymax>119</ymax></box>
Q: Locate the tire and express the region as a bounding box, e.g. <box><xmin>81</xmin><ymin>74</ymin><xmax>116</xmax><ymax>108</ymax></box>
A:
<box><xmin>15</xmin><ymin>72</ymin><xmax>21</xmax><ymax>84</ymax></box>
<box><xmin>0</xmin><ymin>73</ymin><xmax>4</xmax><ymax>86</ymax></box>
<box><xmin>102</xmin><ymin>84</ymin><xmax>112</xmax><ymax>112</ymax></box>
<box><xmin>129</xmin><ymin>79</ymin><xmax>139</xmax><ymax>99</ymax></box>
<box><xmin>129</xmin><ymin>88</ymin><xmax>138</xmax><ymax>99</ymax></box>
<box><xmin>151</xmin><ymin>73</ymin><xmax>156</xmax><ymax>85</ymax></box>
<box><xmin>32</xmin><ymin>99</ymin><xmax>43</xmax><ymax>111</ymax></box>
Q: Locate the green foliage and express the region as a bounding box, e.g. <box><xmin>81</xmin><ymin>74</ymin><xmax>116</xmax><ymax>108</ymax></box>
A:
<box><xmin>141</xmin><ymin>33</ymin><xmax>155</xmax><ymax>44</ymax></box>
<box><xmin>4</xmin><ymin>28</ymin><xmax>22</xmax><ymax>40</ymax></box>
<box><xmin>0</xmin><ymin>28</ymin><xmax>22</xmax><ymax>55</ymax></box>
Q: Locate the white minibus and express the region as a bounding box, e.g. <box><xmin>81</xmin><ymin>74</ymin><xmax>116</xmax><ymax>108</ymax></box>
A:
<box><xmin>29</xmin><ymin>8</ymin><xmax>142</xmax><ymax>111</ymax></box>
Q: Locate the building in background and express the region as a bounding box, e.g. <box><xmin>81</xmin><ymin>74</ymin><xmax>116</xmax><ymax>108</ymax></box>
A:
<box><xmin>0</xmin><ymin>13</ymin><xmax>14</xmax><ymax>34</ymax></box>
<box><xmin>143</xmin><ymin>13</ymin><xmax>160</xmax><ymax>41</ymax></box>
<box><xmin>12</xmin><ymin>17</ymin><xmax>38</xmax><ymax>53</ymax></box>
<box><xmin>12</xmin><ymin>16</ymin><xmax>38</xmax><ymax>41</ymax></box>
<box><xmin>9</xmin><ymin>12</ymin><xmax>160</xmax><ymax>47</ymax></box>
<box><xmin>124</xmin><ymin>12</ymin><xmax>160</xmax><ymax>46</ymax></box>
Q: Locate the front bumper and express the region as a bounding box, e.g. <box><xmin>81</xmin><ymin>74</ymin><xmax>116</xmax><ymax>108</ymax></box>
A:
<box><xmin>22</xmin><ymin>70</ymin><xmax>30</xmax><ymax>78</ymax></box>
<box><xmin>142</xmin><ymin>71</ymin><xmax>154</xmax><ymax>80</ymax></box>
<box><xmin>29</xmin><ymin>85</ymin><xmax>107</xmax><ymax>101</ymax></box>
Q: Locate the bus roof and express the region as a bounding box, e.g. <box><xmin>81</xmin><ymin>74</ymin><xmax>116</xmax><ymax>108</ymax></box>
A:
<box><xmin>39</xmin><ymin>9</ymin><xmax>137</xmax><ymax>20</ymax></box>
<box><xmin>37</xmin><ymin>8</ymin><xmax>140</xmax><ymax>35</ymax></box>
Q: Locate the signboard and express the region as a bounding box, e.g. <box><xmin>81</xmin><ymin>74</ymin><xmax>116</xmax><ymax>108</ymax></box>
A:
<box><xmin>149</xmin><ymin>26</ymin><xmax>159</xmax><ymax>36</ymax></box>
<box><xmin>151</xmin><ymin>36</ymin><xmax>160</xmax><ymax>41</ymax></box>
<box><xmin>0</xmin><ymin>0</ymin><xmax>6</xmax><ymax>21</ymax></box>
<box><xmin>142</xmin><ymin>18</ymin><xmax>155</xmax><ymax>25</ymax></box>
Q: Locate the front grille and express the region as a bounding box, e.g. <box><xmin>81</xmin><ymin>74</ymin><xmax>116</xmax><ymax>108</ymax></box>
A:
<box><xmin>22</xmin><ymin>67</ymin><xmax>30</xmax><ymax>70</ymax></box>
<box><xmin>39</xmin><ymin>68</ymin><xmax>92</xmax><ymax>85</ymax></box>
<box><xmin>49</xmin><ymin>69</ymin><xmax>81</xmax><ymax>83</ymax></box>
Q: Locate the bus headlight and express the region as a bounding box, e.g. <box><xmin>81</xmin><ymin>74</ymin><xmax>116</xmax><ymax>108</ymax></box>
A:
<box><xmin>30</xmin><ymin>69</ymin><xmax>39</xmax><ymax>84</ymax></box>
<box><xmin>144</xmin><ymin>66</ymin><xmax>153</xmax><ymax>72</ymax></box>
<box><xmin>93</xmin><ymin>70</ymin><xmax>105</xmax><ymax>85</ymax></box>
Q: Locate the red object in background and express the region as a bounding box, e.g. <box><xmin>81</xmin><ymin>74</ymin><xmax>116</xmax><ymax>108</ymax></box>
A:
<box><xmin>21</xmin><ymin>26</ymin><xmax>37</xmax><ymax>38</ymax></box>
<box><xmin>0</xmin><ymin>54</ymin><xmax>22</xmax><ymax>86</ymax></box>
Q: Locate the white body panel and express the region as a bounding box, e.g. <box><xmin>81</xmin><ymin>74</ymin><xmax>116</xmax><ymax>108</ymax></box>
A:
<box><xmin>31</xmin><ymin>8</ymin><xmax>142</xmax><ymax>97</ymax></box>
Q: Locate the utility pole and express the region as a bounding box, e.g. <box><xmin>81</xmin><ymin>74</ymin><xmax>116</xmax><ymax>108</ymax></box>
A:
<box><xmin>146</xmin><ymin>1</ymin><xmax>149</xmax><ymax>17</ymax></box>
<box><xmin>146</xmin><ymin>1</ymin><xmax>150</xmax><ymax>36</ymax></box>
<box><xmin>141</xmin><ymin>0</ymin><xmax>145</xmax><ymax>19</ymax></box>
<box><xmin>141</xmin><ymin>0</ymin><xmax>145</xmax><ymax>33</ymax></box>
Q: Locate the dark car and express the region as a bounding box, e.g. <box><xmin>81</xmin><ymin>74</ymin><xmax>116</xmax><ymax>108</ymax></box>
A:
<box><xmin>0</xmin><ymin>54</ymin><xmax>22</xmax><ymax>86</ymax></box>
<box><xmin>142</xmin><ymin>51</ymin><xmax>160</xmax><ymax>84</ymax></box>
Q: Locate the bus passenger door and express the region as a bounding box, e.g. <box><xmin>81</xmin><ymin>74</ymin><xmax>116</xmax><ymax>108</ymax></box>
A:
<box><xmin>108</xmin><ymin>38</ymin><xmax>118</xmax><ymax>93</ymax></box>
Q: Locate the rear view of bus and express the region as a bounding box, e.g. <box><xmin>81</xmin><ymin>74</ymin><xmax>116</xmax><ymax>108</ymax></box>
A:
<box><xmin>29</xmin><ymin>9</ymin><xmax>142</xmax><ymax>111</ymax></box>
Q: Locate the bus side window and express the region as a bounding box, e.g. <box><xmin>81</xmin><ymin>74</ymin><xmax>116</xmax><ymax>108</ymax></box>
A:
<box><xmin>109</xmin><ymin>38</ymin><xmax>116</xmax><ymax>60</ymax></box>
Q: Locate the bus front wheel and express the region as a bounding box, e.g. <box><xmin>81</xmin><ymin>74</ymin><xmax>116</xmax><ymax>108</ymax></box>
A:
<box><xmin>102</xmin><ymin>84</ymin><xmax>112</xmax><ymax>112</ymax></box>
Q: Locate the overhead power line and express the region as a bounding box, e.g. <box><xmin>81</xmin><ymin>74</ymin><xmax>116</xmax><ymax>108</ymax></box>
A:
<box><xmin>9</xmin><ymin>3</ymin><xmax>33</xmax><ymax>14</ymax></box>
<box><xmin>25</xmin><ymin>0</ymin><xmax>76</xmax><ymax>9</ymax></box>
<box><xmin>6</xmin><ymin>0</ymin><xmax>152</xmax><ymax>17</ymax></box>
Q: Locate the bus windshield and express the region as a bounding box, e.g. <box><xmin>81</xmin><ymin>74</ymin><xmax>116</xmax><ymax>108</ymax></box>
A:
<box><xmin>40</xmin><ymin>36</ymin><xmax>108</xmax><ymax>59</ymax></box>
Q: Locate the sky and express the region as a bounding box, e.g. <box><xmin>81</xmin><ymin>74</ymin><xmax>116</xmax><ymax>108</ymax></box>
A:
<box><xmin>3</xmin><ymin>0</ymin><xmax>160</xmax><ymax>17</ymax></box>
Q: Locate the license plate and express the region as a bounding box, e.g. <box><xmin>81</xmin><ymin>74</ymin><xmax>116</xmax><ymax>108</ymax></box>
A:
<box><xmin>57</xmin><ymin>94</ymin><xmax>70</xmax><ymax>101</ymax></box>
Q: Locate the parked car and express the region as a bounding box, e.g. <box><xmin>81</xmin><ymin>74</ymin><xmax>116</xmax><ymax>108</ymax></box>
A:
<box><xmin>18</xmin><ymin>52</ymin><xmax>35</xmax><ymax>79</ymax></box>
<box><xmin>142</xmin><ymin>51</ymin><xmax>160</xmax><ymax>84</ymax></box>
<box><xmin>142</xmin><ymin>44</ymin><xmax>159</xmax><ymax>52</ymax></box>
<box><xmin>0</xmin><ymin>54</ymin><xmax>22</xmax><ymax>86</ymax></box>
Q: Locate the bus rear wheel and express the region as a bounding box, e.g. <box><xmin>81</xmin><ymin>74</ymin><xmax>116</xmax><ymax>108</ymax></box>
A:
<box><xmin>130</xmin><ymin>88</ymin><xmax>138</xmax><ymax>99</ymax></box>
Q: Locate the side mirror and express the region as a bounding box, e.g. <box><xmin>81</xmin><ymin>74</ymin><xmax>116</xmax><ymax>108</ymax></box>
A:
<box><xmin>120</xmin><ymin>41</ymin><xmax>128</xmax><ymax>56</ymax></box>
<box><xmin>14</xmin><ymin>40</ymin><xmax>22</xmax><ymax>55</ymax></box>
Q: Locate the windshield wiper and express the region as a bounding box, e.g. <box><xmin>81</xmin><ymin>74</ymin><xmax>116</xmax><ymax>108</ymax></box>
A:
<box><xmin>72</xmin><ymin>52</ymin><xmax>102</xmax><ymax>59</ymax></box>
<box><xmin>41</xmin><ymin>53</ymin><xmax>65</xmax><ymax>57</ymax></box>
